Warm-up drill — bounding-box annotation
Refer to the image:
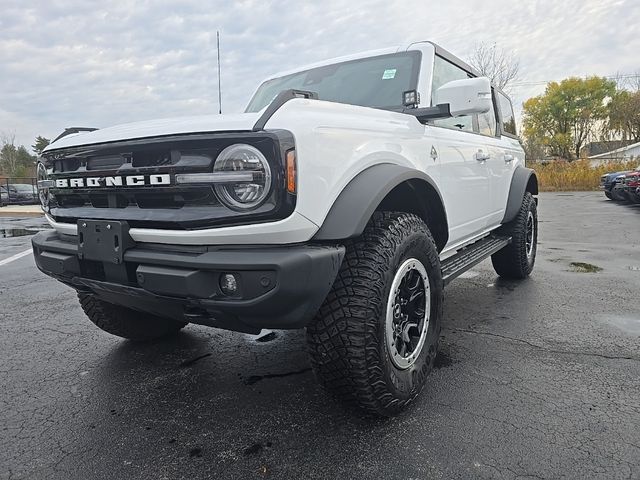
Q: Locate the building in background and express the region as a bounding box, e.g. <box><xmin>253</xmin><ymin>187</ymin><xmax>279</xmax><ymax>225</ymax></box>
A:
<box><xmin>588</xmin><ymin>141</ymin><xmax>640</xmax><ymax>166</ymax></box>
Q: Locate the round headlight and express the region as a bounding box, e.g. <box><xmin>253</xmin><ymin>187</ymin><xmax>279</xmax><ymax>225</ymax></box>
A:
<box><xmin>213</xmin><ymin>144</ymin><xmax>272</xmax><ymax>210</ymax></box>
<box><xmin>36</xmin><ymin>162</ymin><xmax>49</xmax><ymax>208</ymax></box>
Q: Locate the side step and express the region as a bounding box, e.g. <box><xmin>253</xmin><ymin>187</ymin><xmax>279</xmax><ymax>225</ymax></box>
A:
<box><xmin>441</xmin><ymin>235</ymin><xmax>511</xmax><ymax>286</ymax></box>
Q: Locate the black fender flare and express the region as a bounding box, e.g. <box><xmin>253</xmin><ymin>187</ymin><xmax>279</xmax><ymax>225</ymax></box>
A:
<box><xmin>502</xmin><ymin>166</ymin><xmax>539</xmax><ymax>224</ymax></box>
<box><xmin>313</xmin><ymin>163</ymin><xmax>447</xmax><ymax>241</ymax></box>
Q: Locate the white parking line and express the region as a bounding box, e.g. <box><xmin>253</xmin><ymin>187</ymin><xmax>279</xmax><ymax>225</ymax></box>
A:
<box><xmin>0</xmin><ymin>249</ymin><xmax>33</xmax><ymax>267</ymax></box>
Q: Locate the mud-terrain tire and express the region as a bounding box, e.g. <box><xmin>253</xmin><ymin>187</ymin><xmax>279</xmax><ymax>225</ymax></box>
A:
<box><xmin>306</xmin><ymin>212</ymin><xmax>443</xmax><ymax>416</ymax></box>
<box><xmin>78</xmin><ymin>293</ymin><xmax>187</xmax><ymax>341</ymax></box>
<box><xmin>491</xmin><ymin>192</ymin><xmax>537</xmax><ymax>279</ymax></box>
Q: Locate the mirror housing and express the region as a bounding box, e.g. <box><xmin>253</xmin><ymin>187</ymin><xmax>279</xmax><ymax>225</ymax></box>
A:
<box><xmin>434</xmin><ymin>77</ymin><xmax>492</xmax><ymax>117</ymax></box>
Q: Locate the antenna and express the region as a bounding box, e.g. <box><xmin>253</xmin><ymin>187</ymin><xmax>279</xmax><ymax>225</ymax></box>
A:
<box><xmin>217</xmin><ymin>30</ymin><xmax>222</xmax><ymax>114</ymax></box>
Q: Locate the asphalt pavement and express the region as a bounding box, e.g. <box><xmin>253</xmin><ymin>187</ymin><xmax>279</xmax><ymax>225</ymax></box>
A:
<box><xmin>1</xmin><ymin>192</ymin><xmax>639</xmax><ymax>480</ymax></box>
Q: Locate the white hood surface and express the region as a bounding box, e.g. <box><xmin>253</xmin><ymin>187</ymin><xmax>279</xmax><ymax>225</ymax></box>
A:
<box><xmin>45</xmin><ymin>112</ymin><xmax>262</xmax><ymax>151</ymax></box>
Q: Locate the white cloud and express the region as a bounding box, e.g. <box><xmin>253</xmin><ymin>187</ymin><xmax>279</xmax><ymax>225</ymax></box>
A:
<box><xmin>1</xmin><ymin>0</ymin><xmax>639</xmax><ymax>150</ymax></box>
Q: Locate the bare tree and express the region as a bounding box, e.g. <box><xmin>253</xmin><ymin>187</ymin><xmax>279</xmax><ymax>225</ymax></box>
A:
<box><xmin>468</xmin><ymin>42</ymin><xmax>520</xmax><ymax>91</ymax></box>
<box><xmin>0</xmin><ymin>132</ymin><xmax>35</xmax><ymax>176</ymax></box>
<box><xmin>612</xmin><ymin>71</ymin><xmax>640</xmax><ymax>93</ymax></box>
<box><xmin>0</xmin><ymin>132</ymin><xmax>19</xmax><ymax>175</ymax></box>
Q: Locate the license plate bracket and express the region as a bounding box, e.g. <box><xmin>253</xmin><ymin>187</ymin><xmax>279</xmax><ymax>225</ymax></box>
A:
<box><xmin>77</xmin><ymin>220</ymin><xmax>134</xmax><ymax>264</ymax></box>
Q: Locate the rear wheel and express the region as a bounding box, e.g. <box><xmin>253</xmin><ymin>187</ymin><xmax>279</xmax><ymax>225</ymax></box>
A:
<box><xmin>491</xmin><ymin>192</ymin><xmax>537</xmax><ymax>279</ymax></box>
<box><xmin>306</xmin><ymin>212</ymin><xmax>443</xmax><ymax>416</ymax></box>
<box><xmin>78</xmin><ymin>293</ymin><xmax>187</xmax><ymax>341</ymax></box>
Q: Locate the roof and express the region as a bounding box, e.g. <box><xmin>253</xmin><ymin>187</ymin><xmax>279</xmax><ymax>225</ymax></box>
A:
<box><xmin>590</xmin><ymin>140</ymin><xmax>640</xmax><ymax>159</ymax></box>
<box><xmin>261</xmin><ymin>40</ymin><xmax>480</xmax><ymax>82</ymax></box>
<box><xmin>583</xmin><ymin>140</ymin><xmax>636</xmax><ymax>157</ymax></box>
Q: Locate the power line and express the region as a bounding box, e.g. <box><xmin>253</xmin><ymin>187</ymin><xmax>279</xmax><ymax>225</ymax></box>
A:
<box><xmin>510</xmin><ymin>72</ymin><xmax>640</xmax><ymax>88</ymax></box>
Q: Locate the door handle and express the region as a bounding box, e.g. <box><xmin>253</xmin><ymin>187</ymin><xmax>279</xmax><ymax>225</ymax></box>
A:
<box><xmin>474</xmin><ymin>151</ymin><xmax>490</xmax><ymax>162</ymax></box>
<box><xmin>504</xmin><ymin>153</ymin><xmax>514</xmax><ymax>163</ymax></box>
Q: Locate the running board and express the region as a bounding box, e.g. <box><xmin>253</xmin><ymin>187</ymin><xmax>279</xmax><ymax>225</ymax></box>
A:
<box><xmin>441</xmin><ymin>235</ymin><xmax>511</xmax><ymax>286</ymax></box>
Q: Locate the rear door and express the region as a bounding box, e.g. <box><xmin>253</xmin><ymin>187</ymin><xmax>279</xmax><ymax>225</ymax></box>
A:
<box><xmin>477</xmin><ymin>88</ymin><xmax>515</xmax><ymax>227</ymax></box>
<box><xmin>490</xmin><ymin>91</ymin><xmax>523</xmax><ymax>224</ymax></box>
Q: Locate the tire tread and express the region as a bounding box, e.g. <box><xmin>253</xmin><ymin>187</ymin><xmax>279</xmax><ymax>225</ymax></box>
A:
<box><xmin>78</xmin><ymin>293</ymin><xmax>186</xmax><ymax>341</ymax></box>
<box><xmin>306</xmin><ymin>212</ymin><xmax>443</xmax><ymax>416</ymax></box>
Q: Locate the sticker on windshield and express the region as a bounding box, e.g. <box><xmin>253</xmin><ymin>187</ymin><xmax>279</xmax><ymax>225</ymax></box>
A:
<box><xmin>382</xmin><ymin>69</ymin><xmax>397</xmax><ymax>80</ymax></box>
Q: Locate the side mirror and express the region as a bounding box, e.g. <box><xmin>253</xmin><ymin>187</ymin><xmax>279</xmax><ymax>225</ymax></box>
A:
<box><xmin>434</xmin><ymin>77</ymin><xmax>492</xmax><ymax>117</ymax></box>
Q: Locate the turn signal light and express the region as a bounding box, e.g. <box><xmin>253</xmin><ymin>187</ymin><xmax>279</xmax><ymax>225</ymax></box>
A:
<box><xmin>286</xmin><ymin>149</ymin><xmax>296</xmax><ymax>194</ymax></box>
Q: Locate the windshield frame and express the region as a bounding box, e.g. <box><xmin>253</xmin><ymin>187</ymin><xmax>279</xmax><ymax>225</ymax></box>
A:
<box><xmin>245</xmin><ymin>51</ymin><xmax>422</xmax><ymax>113</ymax></box>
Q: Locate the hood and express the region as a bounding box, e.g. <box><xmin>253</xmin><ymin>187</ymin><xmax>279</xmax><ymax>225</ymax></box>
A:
<box><xmin>604</xmin><ymin>170</ymin><xmax>630</xmax><ymax>181</ymax></box>
<box><xmin>44</xmin><ymin>112</ymin><xmax>262</xmax><ymax>152</ymax></box>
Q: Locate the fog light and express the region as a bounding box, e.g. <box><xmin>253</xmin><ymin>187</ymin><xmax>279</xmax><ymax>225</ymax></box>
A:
<box><xmin>220</xmin><ymin>273</ymin><xmax>238</xmax><ymax>295</ymax></box>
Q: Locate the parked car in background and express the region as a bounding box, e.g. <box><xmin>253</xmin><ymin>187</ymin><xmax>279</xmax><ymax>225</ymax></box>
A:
<box><xmin>2</xmin><ymin>184</ymin><xmax>38</xmax><ymax>205</ymax></box>
<box><xmin>600</xmin><ymin>170</ymin><xmax>631</xmax><ymax>200</ymax></box>
<box><xmin>622</xmin><ymin>169</ymin><xmax>640</xmax><ymax>203</ymax></box>
<box><xmin>0</xmin><ymin>186</ymin><xmax>8</xmax><ymax>205</ymax></box>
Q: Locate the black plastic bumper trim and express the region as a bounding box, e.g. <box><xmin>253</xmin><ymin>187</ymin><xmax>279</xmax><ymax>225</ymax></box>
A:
<box><xmin>32</xmin><ymin>230</ymin><xmax>344</xmax><ymax>332</ymax></box>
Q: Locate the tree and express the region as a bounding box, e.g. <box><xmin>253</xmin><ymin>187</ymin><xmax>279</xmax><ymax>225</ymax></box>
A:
<box><xmin>32</xmin><ymin>136</ymin><xmax>51</xmax><ymax>156</ymax></box>
<box><xmin>522</xmin><ymin>77</ymin><xmax>616</xmax><ymax>160</ymax></box>
<box><xmin>607</xmin><ymin>90</ymin><xmax>640</xmax><ymax>142</ymax></box>
<box><xmin>1</xmin><ymin>133</ymin><xmax>36</xmax><ymax>177</ymax></box>
<box><xmin>468</xmin><ymin>42</ymin><xmax>520</xmax><ymax>91</ymax></box>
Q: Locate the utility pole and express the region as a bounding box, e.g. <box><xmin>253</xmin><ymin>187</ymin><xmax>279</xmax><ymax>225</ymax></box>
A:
<box><xmin>217</xmin><ymin>30</ymin><xmax>222</xmax><ymax>114</ymax></box>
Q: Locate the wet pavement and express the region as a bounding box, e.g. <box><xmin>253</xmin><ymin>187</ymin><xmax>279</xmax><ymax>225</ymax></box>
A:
<box><xmin>1</xmin><ymin>192</ymin><xmax>639</xmax><ymax>480</ymax></box>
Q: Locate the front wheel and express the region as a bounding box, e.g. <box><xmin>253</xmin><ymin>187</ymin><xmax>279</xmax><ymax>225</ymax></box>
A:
<box><xmin>491</xmin><ymin>192</ymin><xmax>538</xmax><ymax>279</ymax></box>
<box><xmin>306</xmin><ymin>212</ymin><xmax>443</xmax><ymax>416</ymax></box>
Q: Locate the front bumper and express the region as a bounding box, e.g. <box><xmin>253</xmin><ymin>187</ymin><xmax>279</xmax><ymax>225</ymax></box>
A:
<box><xmin>32</xmin><ymin>230</ymin><xmax>344</xmax><ymax>333</ymax></box>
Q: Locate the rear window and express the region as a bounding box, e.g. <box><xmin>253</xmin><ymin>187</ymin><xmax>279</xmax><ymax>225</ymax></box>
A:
<box><xmin>498</xmin><ymin>92</ymin><xmax>517</xmax><ymax>136</ymax></box>
<box><xmin>246</xmin><ymin>52</ymin><xmax>421</xmax><ymax>112</ymax></box>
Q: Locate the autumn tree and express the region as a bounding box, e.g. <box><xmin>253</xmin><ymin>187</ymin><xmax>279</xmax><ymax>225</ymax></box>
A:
<box><xmin>468</xmin><ymin>42</ymin><xmax>520</xmax><ymax>91</ymax></box>
<box><xmin>522</xmin><ymin>77</ymin><xmax>616</xmax><ymax>160</ymax></box>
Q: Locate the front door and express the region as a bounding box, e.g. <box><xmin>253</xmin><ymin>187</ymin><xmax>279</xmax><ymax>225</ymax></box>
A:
<box><xmin>430</xmin><ymin>124</ymin><xmax>493</xmax><ymax>247</ymax></box>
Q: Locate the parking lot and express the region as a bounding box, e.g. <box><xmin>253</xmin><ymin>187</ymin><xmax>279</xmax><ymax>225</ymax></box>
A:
<box><xmin>1</xmin><ymin>191</ymin><xmax>639</xmax><ymax>480</ymax></box>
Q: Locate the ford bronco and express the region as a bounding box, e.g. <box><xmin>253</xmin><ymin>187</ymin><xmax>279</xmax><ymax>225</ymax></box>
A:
<box><xmin>32</xmin><ymin>41</ymin><xmax>538</xmax><ymax>415</ymax></box>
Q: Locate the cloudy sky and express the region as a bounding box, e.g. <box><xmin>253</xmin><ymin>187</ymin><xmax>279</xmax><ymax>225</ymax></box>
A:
<box><xmin>1</xmin><ymin>0</ymin><xmax>639</xmax><ymax>151</ymax></box>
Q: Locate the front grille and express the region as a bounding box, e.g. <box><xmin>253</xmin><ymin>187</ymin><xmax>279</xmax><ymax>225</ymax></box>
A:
<box><xmin>54</xmin><ymin>186</ymin><xmax>217</xmax><ymax>209</ymax></box>
<box><xmin>42</xmin><ymin>131</ymin><xmax>296</xmax><ymax>230</ymax></box>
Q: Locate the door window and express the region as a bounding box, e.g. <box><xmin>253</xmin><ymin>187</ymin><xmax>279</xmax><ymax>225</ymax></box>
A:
<box><xmin>431</xmin><ymin>56</ymin><xmax>473</xmax><ymax>132</ymax></box>
<box><xmin>477</xmin><ymin>91</ymin><xmax>497</xmax><ymax>137</ymax></box>
<box><xmin>497</xmin><ymin>92</ymin><xmax>517</xmax><ymax>136</ymax></box>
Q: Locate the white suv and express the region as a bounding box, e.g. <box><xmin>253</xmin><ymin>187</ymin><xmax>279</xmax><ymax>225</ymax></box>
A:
<box><xmin>33</xmin><ymin>40</ymin><xmax>538</xmax><ymax>415</ymax></box>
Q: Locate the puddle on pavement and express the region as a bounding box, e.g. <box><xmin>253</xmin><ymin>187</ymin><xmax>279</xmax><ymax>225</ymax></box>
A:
<box><xmin>598</xmin><ymin>315</ymin><xmax>640</xmax><ymax>335</ymax></box>
<box><xmin>0</xmin><ymin>228</ymin><xmax>44</xmax><ymax>238</ymax></box>
<box><xmin>569</xmin><ymin>262</ymin><xmax>602</xmax><ymax>273</ymax></box>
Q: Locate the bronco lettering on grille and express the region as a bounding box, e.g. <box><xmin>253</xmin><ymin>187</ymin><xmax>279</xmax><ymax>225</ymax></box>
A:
<box><xmin>54</xmin><ymin>174</ymin><xmax>171</xmax><ymax>188</ymax></box>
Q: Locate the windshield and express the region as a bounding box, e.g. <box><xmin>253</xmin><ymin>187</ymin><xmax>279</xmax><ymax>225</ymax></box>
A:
<box><xmin>246</xmin><ymin>51</ymin><xmax>420</xmax><ymax>113</ymax></box>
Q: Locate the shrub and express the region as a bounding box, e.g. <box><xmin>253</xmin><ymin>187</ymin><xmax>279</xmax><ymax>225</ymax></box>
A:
<box><xmin>531</xmin><ymin>159</ymin><xmax>638</xmax><ymax>191</ymax></box>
